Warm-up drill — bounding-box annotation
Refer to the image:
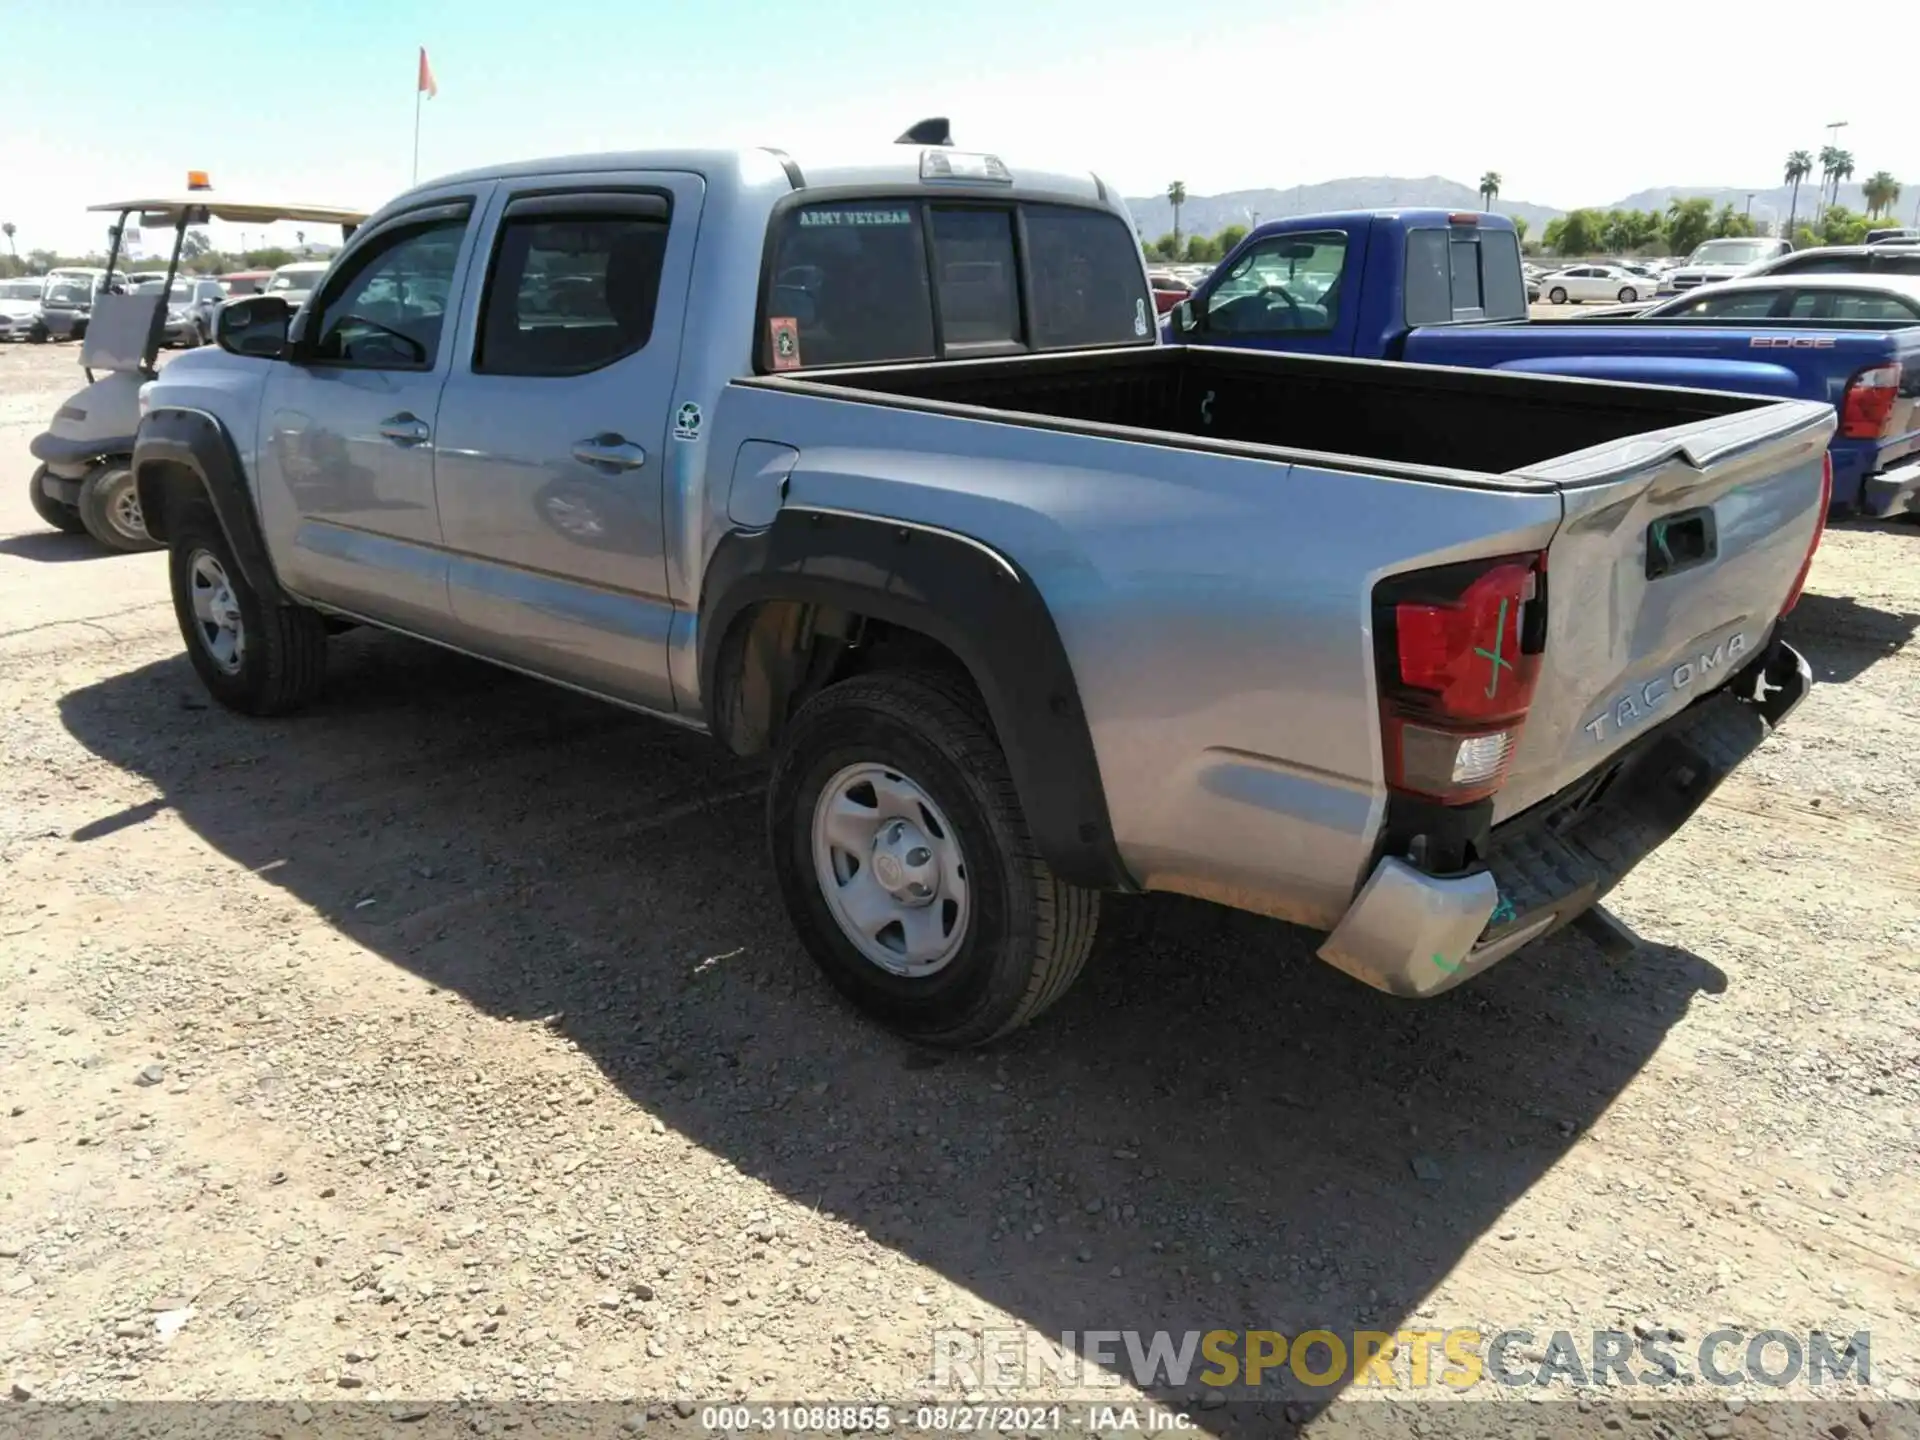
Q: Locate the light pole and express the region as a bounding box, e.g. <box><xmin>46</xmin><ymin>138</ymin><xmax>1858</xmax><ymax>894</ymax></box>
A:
<box><xmin>1744</xmin><ymin>192</ymin><xmax>1756</xmax><ymax>216</ymax></box>
<box><xmin>1816</xmin><ymin>120</ymin><xmax>1847</xmax><ymax>227</ymax></box>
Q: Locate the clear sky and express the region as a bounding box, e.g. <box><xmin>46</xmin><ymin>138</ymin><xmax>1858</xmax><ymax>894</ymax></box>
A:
<box><xmin>4</xmin><ymin>0</ymin><xmax>1916</xmax><ymax>255</ymax></box>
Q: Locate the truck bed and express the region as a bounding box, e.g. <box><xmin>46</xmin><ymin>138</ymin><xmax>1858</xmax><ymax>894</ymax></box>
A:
<box><xmin>764</xmin><ymin>343</ymin><xmax>1772</xmax><ymax>480</ymax></box>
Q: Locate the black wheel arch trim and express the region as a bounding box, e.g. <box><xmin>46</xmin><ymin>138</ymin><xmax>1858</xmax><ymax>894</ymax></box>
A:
<box><xmin>700</xmin><ymin>507</ymin><xmax>1132</xmax><ymax>893</ymax></box>
<box><xmin>134</xmin><ymin>407</ymin><xmax>290</xmax><ymax>605</ymax></box>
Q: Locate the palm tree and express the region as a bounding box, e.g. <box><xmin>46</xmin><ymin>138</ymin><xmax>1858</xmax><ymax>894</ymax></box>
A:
<box><xmin>1816</xmin><ymin>145</ymin><xmax>1840</xmax><ymax>226</ymax></box>
<box><xmin>1830</xmin><ymin>150</ymin><xmax>1856</xmax><ymax>211</ymax></box>
<box><xmin>1478</xmin><ymin>171</ymin><xmax>1502</xmax><ymax>210</ymax></box>
<box><xmin>1167</xmin><ymin>182</ymin><xmax>1187</xmax><ymax>248</ymax></box>
<box><xmin>1</xmin><ymin>222</ymin><xmax>15</xmax><ymax>260</ymax></box>
<box><xmin>1862</xmin><ymin>170</ymin><xmax>1899</xmax><ymax>219</ymax></box>
<box><xmin>1783</xmin><ymin>151</ymin><xmax>1812</xmax><ymax>241</ymax></box>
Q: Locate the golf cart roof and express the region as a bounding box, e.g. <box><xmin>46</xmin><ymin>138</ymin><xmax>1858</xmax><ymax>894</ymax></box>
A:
<box><xmin>85</xmin><ymin>196</ymin><xmax>368</xmax><ymax>225</ymax></box>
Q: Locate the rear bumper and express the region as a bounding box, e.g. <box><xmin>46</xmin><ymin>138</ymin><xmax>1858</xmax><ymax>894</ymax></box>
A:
<box><xmin>1861</xmin><ymin>456</ymin><xmax>1920</xmax><ymax>519</ymax></box>
<box><xmin>1318</xmin><ymin>638</ymin><xmax>1810</xmax><ymax>997</ymax></box>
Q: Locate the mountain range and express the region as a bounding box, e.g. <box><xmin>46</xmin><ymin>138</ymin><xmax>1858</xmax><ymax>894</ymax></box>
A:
<box><xmin>1124</xmin><ymin>178</ymin><xmax>1892</xmax><ymax>238</ymax></box>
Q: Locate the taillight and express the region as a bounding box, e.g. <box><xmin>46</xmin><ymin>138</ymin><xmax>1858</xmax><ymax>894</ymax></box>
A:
<box><xmin>1839</xmin><ymin>362</ymin><xmax>1901</xmax><ymax>439</ymax></box>
<box><xmin>1374</xmin><ymin>554</ymin><xmax>1547</xmax><ymax>805</ymax></box>
<box><xmin>1780</xmin><ymin>452</ymin><xmax>1833</xmax><ymax>617</ymax></box>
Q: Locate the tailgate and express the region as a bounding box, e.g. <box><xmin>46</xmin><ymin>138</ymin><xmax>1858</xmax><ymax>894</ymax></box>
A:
<box><xmin>1496</xmin><ymin>398</ymin><xmax>1834</xmax><ymax>820</ymax></box>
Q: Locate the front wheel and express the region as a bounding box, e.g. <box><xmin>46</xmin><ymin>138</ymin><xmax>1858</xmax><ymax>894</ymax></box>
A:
<box><xmin>77</xmin><ymin>463</ymin><xmax>163</xmax><ymax>553</ymax></box>
<box><xmin>1618</xmin><ymin>286</ymin><xmax>1638</xmax><ymax>303</ymax></box>
<box><xmin>167</xmin><ymin>510</ymin><xmax>328</xmax><ymax>715</ymax></box>
<box><xmin>767</xmin><ymin>669</ymin><xmax>1100</xmax><ymax>1047</ymax></box>
<box><xmin>1548</xmin><ymin>286</ymin><xmax>1568</xmax><ymax>304</ymax></box>
<box><xmin>27</xmin><ymin>465</ymin><xmax>87</xmax><ymax>534</ymax></box>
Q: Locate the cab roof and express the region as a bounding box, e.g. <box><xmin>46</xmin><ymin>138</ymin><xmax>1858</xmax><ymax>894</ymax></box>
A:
<box><xmin>423</xmin><ymin>146</ymin><xmax>1112</xmax><ymax>208</ymax></box>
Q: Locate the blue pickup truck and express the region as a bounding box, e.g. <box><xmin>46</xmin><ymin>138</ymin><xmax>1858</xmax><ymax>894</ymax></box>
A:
<box><xmin>1165</xmin><ymin>210</ymin><xmax>1920</xmax><ymax>518</ymax></box>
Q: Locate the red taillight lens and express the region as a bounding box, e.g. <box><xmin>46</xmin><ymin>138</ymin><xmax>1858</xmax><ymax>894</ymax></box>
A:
<box><xmin>1839</xmin><ymin>362</ymin><xmax>1901</xmax><ymax>439</ymax></box>
<box><xmin>1376</xmin><ymin>555</ymin><xmax>1546</xmax><ymax>804</ymax></box>
<box><xmin>1780</xmin><ymin>452</ymin><xmax>1833</xmax><ymax>617</ymax></box>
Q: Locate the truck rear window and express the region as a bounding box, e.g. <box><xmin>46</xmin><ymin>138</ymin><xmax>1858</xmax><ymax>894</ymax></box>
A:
<box><xmin>761</xmin><ymin>198</ymin><xmax>1151</xmax><ymax>370</ymax></box>
<box><xmin>1406</xmin><ymin>226</ymin><xmax>1526</xmax><ymax>325</ymax></box>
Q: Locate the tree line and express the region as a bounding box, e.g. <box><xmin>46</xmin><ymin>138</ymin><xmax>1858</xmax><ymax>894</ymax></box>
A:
<box><xmin>0</xmin><ymin>228</ymin><xmax>307</xmax><ymax>281</ymax></box>
<box><xmin>1145</xmin><ymin>157</ymin><xmax>1905</xmax><ymax>267</ymax></box>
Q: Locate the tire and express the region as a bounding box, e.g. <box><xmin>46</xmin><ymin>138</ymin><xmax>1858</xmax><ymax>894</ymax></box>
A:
<box><xmin>76</xmin><ymin>463</ymin><xmax>163</xmax><ymax>553</ymax></box>
<box><xmin>167</xmin><ymin>509</ymin><xmax>328</xmax><ymax>715</ymax></box>
<box><xmin>27</xmin><ymin>465</ymin><xmax>87</xmax><ymax>535</ymax></box>
<box><xmin>1548</xmin><ymin>287</ymin><xmax>1568</xmax><ymax>305</ymax></box>
<box><xmin>1618</xmin><ymin>287</ymin><xmax>1638</xmax><ymax>303</ymax></box>
<box><xmin>28</xmin><ymin>324</ymin><xmax>48</xmax><ymax>344</ymax></box>
<box><xmin>768</xmin><ymin>668</ymin><xmax>1100</xmax><ymax>1047</ymax></box>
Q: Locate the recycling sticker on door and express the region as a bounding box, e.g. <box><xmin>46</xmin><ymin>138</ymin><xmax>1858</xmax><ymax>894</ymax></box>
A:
<box><xmin>673</xmin><ymin>402</ymin><xmax>703</xmax><ymax>442</ymax></box>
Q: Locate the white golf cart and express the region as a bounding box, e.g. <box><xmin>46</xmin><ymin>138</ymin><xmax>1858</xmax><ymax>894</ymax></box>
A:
<box><xmin>27</xmin><ymin>180</ymin><xmax>365</xmax><ymax>551</ymax></box>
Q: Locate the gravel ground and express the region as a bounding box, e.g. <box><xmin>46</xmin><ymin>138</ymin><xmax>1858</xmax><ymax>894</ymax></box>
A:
<box><xmin>1</xmin><ymin>339</ymin><xmax>1916</xmax><ymax>1439</ymax></box>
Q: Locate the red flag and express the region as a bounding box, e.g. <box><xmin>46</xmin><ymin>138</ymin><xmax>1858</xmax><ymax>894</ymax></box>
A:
<box><xmin>418</xmin><ymin>47</ymin><xmax>438</xmax><ymax>99</ymax></box>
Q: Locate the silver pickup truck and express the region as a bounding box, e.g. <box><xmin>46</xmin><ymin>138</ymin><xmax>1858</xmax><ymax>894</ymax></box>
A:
<box><xmin>133</xmin><ymin>136</ymin><xmax>1835</xmax><ymax>1046</ymax></box>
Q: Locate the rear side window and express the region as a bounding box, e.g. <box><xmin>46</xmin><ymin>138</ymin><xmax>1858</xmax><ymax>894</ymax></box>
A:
<box><xmin>1026</xmin><ymin>204</ymin><xmax>1155</xmax><ymax>347</ymax></box>
<box><xmin>478</xmin><ymin>208</ymin><xmax>669</xmax><ymax>376</ymax></box>
<box><xmin>1478</xmin><ymin>229</ymin><xmax>1526</xmax><ymax>318</ymax></box>
<box><xmin>764</xmin><ymin>204</ymin><xmax>936</xmax><ymax>368</ymax></box>
<box><xmin>930</xmin><ymin>208</ymin><xmax>1019</xmax><ymax>348</ymax></box>
<box><xmin>1405</xmin><ymin>230</ymin><xmax>1450</xmax><ymax>325</ymax></box>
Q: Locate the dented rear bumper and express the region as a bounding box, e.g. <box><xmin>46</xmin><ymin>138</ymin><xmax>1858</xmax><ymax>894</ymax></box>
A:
<box><xmin>1318</xmin><ymin>638</ymin><xmax>1810</xmax><ymax>997</ymax></box>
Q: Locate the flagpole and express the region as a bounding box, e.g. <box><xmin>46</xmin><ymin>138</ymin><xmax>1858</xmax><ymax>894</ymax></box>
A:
<box><xmin>412</xmin><ymin>83</ymin><xmax>422</xmax><ymax>186</ymax></box>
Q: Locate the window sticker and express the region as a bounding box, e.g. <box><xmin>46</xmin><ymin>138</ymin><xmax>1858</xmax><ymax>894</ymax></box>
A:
<box><xmin>769</xmin><ymin>316</ymin><xmax>802</xmax><ymax>370</ymax></box>
<box><xmin>797</xmin><ymin>208</ymin><xmax>914</xmax><ymax>228</ymax></box>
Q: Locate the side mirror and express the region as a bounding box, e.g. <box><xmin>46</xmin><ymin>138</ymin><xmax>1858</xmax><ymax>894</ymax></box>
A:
<box><xmin>215</xmin><ymin>294</ymin><xmax>291</xmax><ymax>359</ymax></box>
<box><xmin>1170</xmin><ymin>299</ymin><xmax>1197</xmax><ymax>336</ymax></box>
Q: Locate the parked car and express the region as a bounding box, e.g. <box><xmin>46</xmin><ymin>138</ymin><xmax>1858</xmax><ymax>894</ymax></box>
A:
<box><xmin>1638</xmin><ymin>274</ymin><xmax>1920</xmax><ymax>322</ymax></box>
<box><xmin>37</xmin><ymin>268</ymin><xmax>108</xmax><ymax>340</ymax></box>
<box><xmin>1658</xmin><ymin>236</ymin><xmax>1793</xmax><ymax>294</ymax></box>
<box><xmin>135</xmin><ymin>150</ymin><xmax>1828</xmax><ymax>1045</ymax></box>
<box><xmin>1866</xmin><ymin>228</ymin><xmax>1920</xmax><ymax>246</ymax></box>
<box><xmin>1147</xmin><ymin>271</ymin><xmax>1190</xmax><ymax>314</ymax></box>
<box><xmin>0</xmin><ymin>277</ymin><xmax>48</xmax><ymax>342</ymax></box>
<box><xmin>131</xmin><ymin>276</ymin><xmax>227</xmax><ymax>345</ymax></box>
<box><xmin>1534</xmin><ymin>264</ymin><xmax>1652</xmax><ymax>304</ymax></box>
<box><xmin>1165</xmin><ymin>209</ymin><xmax>1920</xmax><ymax>518</ymax></box>
<box><xmin>1744</xmin><ymin>245</ymin><xmax>1920</xmax><ymax>280</ymax></box>
<box><xmin>263</xmin><ymin>260</ymin><xmax>329</xmax><ymax>308</ymax></box>
<box><xmin>219</xmin><ymin>269</ymin><xmax>272</xmax><ymax>296</ymax></box>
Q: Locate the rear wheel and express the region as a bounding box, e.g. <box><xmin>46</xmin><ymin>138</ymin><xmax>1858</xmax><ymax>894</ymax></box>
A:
<box><xmin>1548</xmin><ymin>286</ymin><xmax>1568</xmax><ymax>304</ymax></box>
<box><xmin>1618</xmin><ymin>286</ymin><xmax>1638</xmax><ymax>303</ymax></box>
<box><xmin>768</xmin><ymin>669</ymin><xmax>1100</xmax><ymax>1047</ymax></box>
<box><xmin>27</xmin><ymin>465</ymin><xmax>87</xmax><ymax>535</ymax></box>
<box><xmin>76</xmin><ymin>463</ymin><xmax>163</xmax><ymax>553</ymax></box>
<box><xmin>167</xmin><ymin>510</ymin><xmax>328</xmax><ymax>715</ymax></box>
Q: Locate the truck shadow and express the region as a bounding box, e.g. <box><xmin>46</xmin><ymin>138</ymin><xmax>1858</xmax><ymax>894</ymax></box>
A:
<box><xmin>1782</xmin><ymin>590</ymin><xmax>1920</xmax><ymax>685</ymax></box>
<box><xmin>57</xmin><ymin>634</ymin><xmax>1724</xmax><ymax>1431</ymax></box>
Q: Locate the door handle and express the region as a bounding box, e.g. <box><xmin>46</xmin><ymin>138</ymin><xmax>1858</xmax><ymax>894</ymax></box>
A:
<box><xmin>378</xmin><ymin>412</ymin><xmax>431</xmax><ymax>446</ymax></box>
<box><xmin>571</xmin><ymin>434</ymin><xmax>648</xmax><ymax>471</ymax></box>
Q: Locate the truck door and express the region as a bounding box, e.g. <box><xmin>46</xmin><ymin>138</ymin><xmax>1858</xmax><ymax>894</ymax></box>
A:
<box><xmin>253</xmin><ymin>193</ymin><xmax>486</xmax><ymax>630</ymax></box>
<box><xmin>431</xmin><ymin>172</ymin><xmax>704</xmax><ymax>713</ymax></box>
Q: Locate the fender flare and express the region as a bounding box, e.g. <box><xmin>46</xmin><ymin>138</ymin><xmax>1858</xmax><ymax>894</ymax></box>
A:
<box><xmin>134</xmin><ymin>407</ymin><xmax>290</xmax><ymax>605</ymax></box>
<box><xmin>700</xmin><ymin>507</ymin><xmax>1131</xmax><ymax>893</ymax></box>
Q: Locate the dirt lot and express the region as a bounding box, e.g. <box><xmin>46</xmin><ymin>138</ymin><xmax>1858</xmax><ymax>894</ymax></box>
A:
<box><xmin>2</xmin><ymin>339</ymin><xmax>1917</xmax><ymax>1438</ymax></box>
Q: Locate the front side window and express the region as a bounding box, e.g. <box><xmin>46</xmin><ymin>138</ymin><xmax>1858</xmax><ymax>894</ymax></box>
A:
<box><xmin>311</xmin><ymin>218</ymin><xmax>466</xmax><ymax>368</ymax></box>
<box><xmin>1794</xmin><ymin>290</ymin><xmax>1920</xmax><ymax>321</ymax></box>
<box><xmin>478</xmin><ymin>211</ymin><xmax>668</xmax><ymax>376</ymax></box>
<box><xmin>765</xmin><ymin>203</ymin><xmax>935</xmax><ymax>368</ymax></box>
<box><xmin>1204</xmin><ymin>230</ymin><xmax>1346</xmax><ymax>335</ymax></box>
